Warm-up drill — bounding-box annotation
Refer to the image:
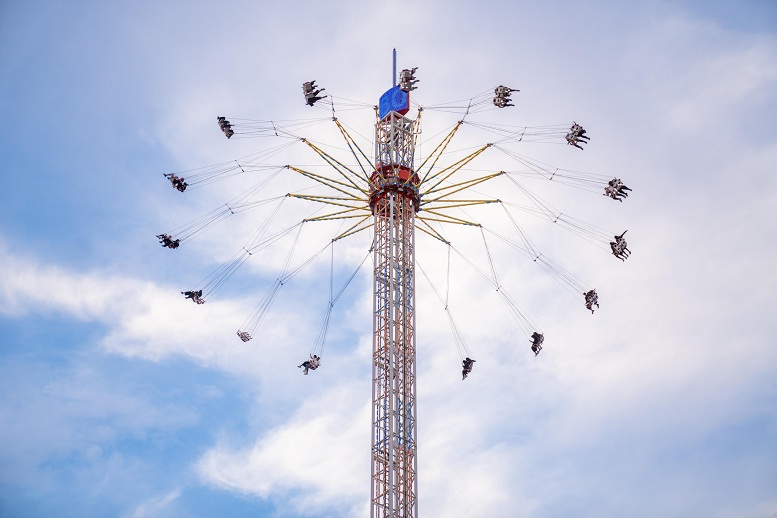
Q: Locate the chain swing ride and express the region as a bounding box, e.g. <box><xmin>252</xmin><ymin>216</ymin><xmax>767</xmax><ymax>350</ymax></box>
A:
<box><xmin>157</xmin><ymin>50</ymin><xmax>632</xmax><ymax>517</ymax></box>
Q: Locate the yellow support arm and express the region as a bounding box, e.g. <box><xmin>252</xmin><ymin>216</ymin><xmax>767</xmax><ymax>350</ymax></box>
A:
<box><xmin>415</xmin><ymin>217</ymin><xmax>450</xmax><ymax>244</ymax></box>
<box><xmin>418</xmin><ymin>121</ymin><xmax>463</xmax><ymax>184</ymax></box>
<box><xmin>423</xmin><ymin>171</ymin><xmax>506</xmax><ymax>203</ymax></box>
<box><xmin>332</xmin><ymin>215</ymin><xmax>373</xmax><ymax>241</ymax></box>
<box><xmin>423</xmin><ymin>171</ymin><xmax>504</xmax><ymax>199</ymax></box>
<box><xmin>287</xmin><ymin>166</ymin><xmax>363</xmax><ymax>198</ymax></box>
<box><xmin>332</xmin><ymin>118</ymin><xmax>376</xmax><ymax>184</ymax></box>
<box><xmin>421</xmin><ymin>199</ymin><xmax>500</xmax><ymax>211</ymax></box>
<box><xmin>304</xmin><ymin>140</ymin><xmax>368</xmax><ymax>194</ymax></box>
<box><xmin>419</xmin><ymin>210</ymin><xmax>481</xmax><ymax>227</ymax></box>
<box><xmin>306</xmin><ymin>211</ymin><xmax>370</xmax><ymax>222</ymax></box>
<box><xmin>422</xmin><ymin>145</ymin><xmax>491</xmax><ymax>194</ymax></box>
<box><xmin>288</xmin><ymin>193</ymin><xmax>367</xmax><ymax>210</ymax></box>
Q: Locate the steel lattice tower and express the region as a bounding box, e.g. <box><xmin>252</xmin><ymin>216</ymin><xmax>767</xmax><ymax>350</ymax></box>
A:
<box><xmin>370</xmin><ymin>107</ymin><xmax>420</xmax><ymax>516</ymax></box>
<box><xmin>159</xmin><ymin>51</ymin><xmax>613</xmax><ymax>517</ymax></box>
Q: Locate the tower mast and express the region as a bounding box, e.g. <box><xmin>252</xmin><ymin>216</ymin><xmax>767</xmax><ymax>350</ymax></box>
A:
<box><xmin>393</xmin><ymin>48</ymin><xmax>397</xmax><ymax>86</ymax></box>
<box><xmin>370</xmin><ymin>53</ymin><xmax>420</xmax><ymax>517</ymax></box>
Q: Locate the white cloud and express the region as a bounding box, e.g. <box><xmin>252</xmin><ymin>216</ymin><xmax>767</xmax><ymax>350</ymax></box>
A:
<box><xmin>0</xmin><ymin>239</ymin><xmax>299</xmax><ymax>372</ymax></box>
<box><xmin>127</xmin><ymin>488</ymin><xmax>182</xmax><ymax>518</ymax></box>
<box><xmin>197</xmin><ymin>383</ymin><xmax>369</xmax><ymax>516</ymax></box>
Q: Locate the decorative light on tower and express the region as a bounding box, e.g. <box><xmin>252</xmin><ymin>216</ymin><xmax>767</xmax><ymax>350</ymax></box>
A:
<box><xmin>369</xmin><ymin>57</ymin><xmax>421</xmax><ymax>517</ymax></box>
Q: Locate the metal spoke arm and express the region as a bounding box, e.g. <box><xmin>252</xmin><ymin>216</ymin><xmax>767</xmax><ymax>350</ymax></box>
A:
<box><xmin>421</xmin><ymin>144</ymin><xmax>492</xmax><ymax>193</ymax></box>
<box><xmin>332</xmin><ymin>118</ymin><xmax>376</xmax><ymax>184</ymax></box>
<box><xmin>415</xmin><ymin>217</ymin><xmax>450</xmax><ymax>244</ymax></box>
<box><xmin>418</xmin><ymin>211</ymin><xmax>481</xmax><ymax>227</ymax></box>
<box><xmin>287</xmin><ymin>166</ymin><xmax>364</xmax><ymax>198</ymax></box>
<box><xmin>288</xmin><ymin>193</ymin><xmax>367</xmax><ymax>209</ymax></box>
<box><xmin>305</xmin><ymin>208</ymin><xmax>371</xmax><ymax>223</ymax></box>
<box><xmin>421</xmin><ymin>199</ymin><xmax>501</xmax><ymax>211</ymax></box>
<box><xmin>303</xmin><ymin>139</ymin><xmax>369</xmax><ymax>194</ymax></box>
<box><xmin>333</xmin><ymin>215</ymin><xmax>372</xmax><ymax>241</ymax></box>
<box><xmin>417</xmin><ymin>121</ymin><xmax>462</xmax><ymax>183</ymax></box>
<box><xmin>422</xmin><ymin>171</ymin><xmax>505</xmax><ymax>199</ymax></box>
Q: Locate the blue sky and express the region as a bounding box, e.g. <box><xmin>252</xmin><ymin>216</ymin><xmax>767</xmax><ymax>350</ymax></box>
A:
<box><xmin>2</xmin><ymin>1</ymin><xmax>777</xmax><ymax>517</ymax></box>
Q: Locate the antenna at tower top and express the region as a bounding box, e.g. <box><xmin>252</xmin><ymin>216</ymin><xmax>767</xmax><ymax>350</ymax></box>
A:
<box><xmin>393</xmin><ymin>48</ymin><xmax>397</xmax><ymax>87</ymax></box>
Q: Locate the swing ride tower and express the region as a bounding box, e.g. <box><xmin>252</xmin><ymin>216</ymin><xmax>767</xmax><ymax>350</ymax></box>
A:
<box><xmin>369</xmin><ymin>96</ymin><xmax>420</xmax><ymax>517</ymax></box>
<box><xmin>156</xmin><ymin>50</ymin><xmax>628</xmax><ymax>517</ymax></box>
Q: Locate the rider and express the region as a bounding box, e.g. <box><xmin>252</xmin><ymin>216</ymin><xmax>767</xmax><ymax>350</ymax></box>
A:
<box><xmin>298</xmin><ymin>354</ymin><xmax>321</xmax><ymax>375</ymax></box>
<box><xmin>530</xmin><ymin>332</ymin><xmax>544</xmax><ymax>356</ymax></box>
<box><xmin>182</xmin><ymin>289</ymin><xmax>204</xmax><ymax>304</ymax></box>
<box><xmin>584</xmin><ymin>289</ymin><xmax>599</xmax><ymax>313</ymax></box>
<box><xmin>157</xmin><ymin>234</ymin><xmax>180</xmax><ymax>249</ymax></box>
<box><xmin>613</xmin><ymin>231</ymin><xmax>630</xmax><ymax>260</ymax></box>
<box><xmin>566</xmin><ymin>132</ymin><xmax>585</xmax><ymax>150</ymax></box>
<box><xmin>571</xmin><ymin>122</ymin><xmax>589</xmax><ymax>140</ymax></box>
<box><xmin>461</xmin><ymin>357</ymin><xmax>476</xmax><ymax>380</ymax></box>
<box><xmin>303</xmin><ymin>80</ymin><xmax>327</xmax><ymax>106</ymax></box>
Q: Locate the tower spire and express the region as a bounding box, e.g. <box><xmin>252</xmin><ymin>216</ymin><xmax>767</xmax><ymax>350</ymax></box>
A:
<box><xmin>393</xmin><ymin>48</ymin><xmax>397</xmax><ymax>87</ymax></box>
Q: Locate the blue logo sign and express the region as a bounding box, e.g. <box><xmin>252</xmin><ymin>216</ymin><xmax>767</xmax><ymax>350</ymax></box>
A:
<box><xmin>379</xmin><ymin>86</ymin><xmax>409</xmax><ymax>119</ymax></box>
